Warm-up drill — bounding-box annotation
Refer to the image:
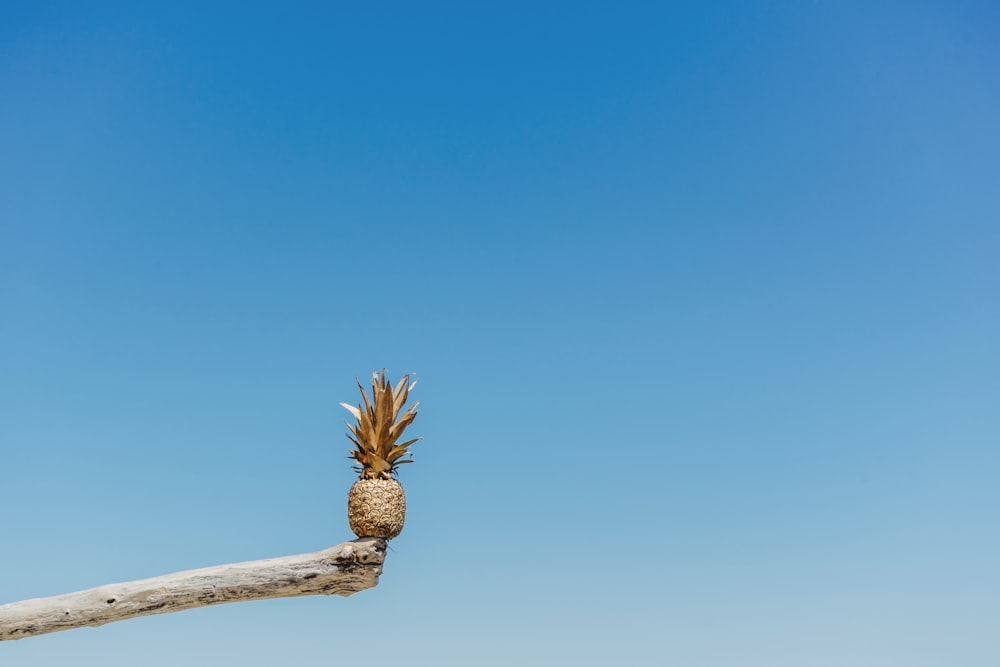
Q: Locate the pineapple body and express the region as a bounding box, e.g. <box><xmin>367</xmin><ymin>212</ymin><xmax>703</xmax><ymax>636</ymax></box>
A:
<box><xmin>348</xmin><ymin>477</ymin><xmax>407</xmax><ymax>539</ymax></box>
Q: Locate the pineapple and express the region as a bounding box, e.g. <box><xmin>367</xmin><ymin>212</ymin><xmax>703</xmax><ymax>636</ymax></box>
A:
<box><xmin>340</xmin><ymin>370</ymin><xmax>420</xmax><ymax>539</ymax></box>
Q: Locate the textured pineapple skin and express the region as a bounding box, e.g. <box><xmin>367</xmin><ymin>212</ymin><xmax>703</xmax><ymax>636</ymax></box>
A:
<box><xmin>347</xmin><ymin>478</ymin><xmax>407</xmax><ymax>539</ymax></box>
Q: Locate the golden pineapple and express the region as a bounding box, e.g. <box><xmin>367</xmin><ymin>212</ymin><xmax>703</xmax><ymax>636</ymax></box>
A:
<box><xmin>340</xmin><ymin>370</ymin><xmax>420</xmax><ymax>539</ymax></box>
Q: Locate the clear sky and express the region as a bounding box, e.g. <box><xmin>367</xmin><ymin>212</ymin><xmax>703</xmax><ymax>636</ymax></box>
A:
<box><xmin>1</xmin><ymin>1</ymin><xmax>998</xmax><ymax>665</ymax></box>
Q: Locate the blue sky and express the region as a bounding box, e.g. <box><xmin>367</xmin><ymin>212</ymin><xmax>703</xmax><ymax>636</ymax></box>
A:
<box><xmin>1</xmin><ymin>2</ymin><xmax>998</xmax><ymax>665</ymax></box>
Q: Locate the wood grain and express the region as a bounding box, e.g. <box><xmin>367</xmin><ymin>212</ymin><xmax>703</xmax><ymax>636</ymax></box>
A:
<box><xmin>0</xmin><ymin>538</ymin><xmax>386</xmax><ymax>642</ymax></box>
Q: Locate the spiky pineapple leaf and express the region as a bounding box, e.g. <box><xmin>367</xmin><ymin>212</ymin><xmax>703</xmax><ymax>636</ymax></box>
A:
<box><xmin>385</xmin><ymin>439</ymin><xmax>420</xmax><ymax>464</ymax></box>
<box><xmin>392</xmin><ymin>375</ymin><xmax>409</xmax><ymax>404</ymax></box>
<box><xmin>340</xmin><ymin>402</ymin><xmax>361</xmax><ymax>421</ymax></box>
<box><xmin>357</xmin><ymin>378</ymin><xmax>374</xmax><ymax>420</ymax></box>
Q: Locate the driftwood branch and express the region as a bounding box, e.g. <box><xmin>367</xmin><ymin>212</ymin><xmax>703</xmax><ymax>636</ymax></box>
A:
<box><xmin>0</xmin><ymin>538</ymin><xmax>386</xmax><ymax>642</ymax></box>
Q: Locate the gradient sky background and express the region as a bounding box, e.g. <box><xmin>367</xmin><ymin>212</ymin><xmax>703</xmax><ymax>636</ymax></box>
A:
<box><xmin>1</xmin><ymin>2</ymin><xmax>998</xmax><ymax>665</ymax></box>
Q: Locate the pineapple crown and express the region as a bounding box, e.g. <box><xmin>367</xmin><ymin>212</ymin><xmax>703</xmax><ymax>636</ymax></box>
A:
<box><xmin>340</xmin><ymin>370</ymin><xmax>420</xmax><ymax>480</ymax></box>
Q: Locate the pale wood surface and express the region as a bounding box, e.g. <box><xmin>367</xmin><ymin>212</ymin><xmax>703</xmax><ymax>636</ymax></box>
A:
<box><xmin>0</xmin><ymin>538</ymin><xmax>386</xmax><ymax>642</ymax></box>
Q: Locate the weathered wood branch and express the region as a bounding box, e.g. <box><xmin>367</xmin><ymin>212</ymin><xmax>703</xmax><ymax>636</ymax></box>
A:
<box><xmin>0</xmin><ymin>538</ymin><xmax>386</xmax><ymax>642</ymax></box>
